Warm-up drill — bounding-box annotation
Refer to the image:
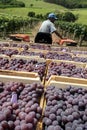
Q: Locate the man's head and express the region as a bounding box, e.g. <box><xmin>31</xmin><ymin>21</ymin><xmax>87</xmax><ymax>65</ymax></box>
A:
<box><xmin>48</xmin><ymin>13</ymin><xmax>58</xmax><ymax>22</ymax></box>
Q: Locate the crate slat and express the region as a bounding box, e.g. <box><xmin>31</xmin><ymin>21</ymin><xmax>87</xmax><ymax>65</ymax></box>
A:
<box><xmin>45</xmin><ymin>75</ymin><xmax>87</xmax><ymax>88</ymax></box>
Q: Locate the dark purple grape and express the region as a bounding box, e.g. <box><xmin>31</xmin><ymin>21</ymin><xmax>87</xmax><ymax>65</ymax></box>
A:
<box><xmin>67</xmin><ymin>115</ymin><xmax>74</xmax><ymax>122</ymax></box>
<box><xmin>27</xmin><ymin>123</ymin><xmax>33</xmax><ymax>130</ymax></box>
<box><xmin>49</xmin><ymin>113</ymin><xmax>56</xmax><ymax>121</ymax></box>
<box><xmin>52</xmin><ymin>120</ymin><xmax>59</xmax><ymax>126</ymax></box>
<box><xmin>47</xmin><ymin>125</ymin><xmax>54</xmax><ymax>130</ymax></box>
<box><xmin>76</xmin><ymin>127</ymin><xmax>83</xmax><ymax>130</ymax></box>
<box><xmin>45</xmin><ymin>118</ymin><xmax>52</xmax><ymax>126</ymax></box>
<box><xmin>54</xmin><ymin>125</ymin><xmax>62</xmax><ymax>130</ymax></box>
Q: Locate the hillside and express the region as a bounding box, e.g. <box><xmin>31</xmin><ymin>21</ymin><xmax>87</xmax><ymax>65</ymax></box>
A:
<box><xmin>43</xmin><ymin>0</ymin><xmax>87</xmax><ymax>8</ymax></box>
<box><xmin>0</xmin><ymin>0</ymin><xmax>87</xmax><ymax>24</ymax></box>
<box><xmin>65</xmin><ymin>0</ymin><xmax>87</xmax><ymax>8</ymax></box>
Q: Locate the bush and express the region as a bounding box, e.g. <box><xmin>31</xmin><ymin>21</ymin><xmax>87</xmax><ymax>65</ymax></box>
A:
<box><xmin>28</xmin><ymin>12</ymin><xmax>35</xmax><ymax>17</ymax></box>
<box><xmin>35</xmin><ymin>14</ymin><xmax>43</xmax><ymax>19</ymax></box>
<box><xmin>10</xmin><ymin>1</ymin><xmax>25</xmax><ymax>7</ymax></box>
<box><xmin>62</xmin><ymin>12</ymin><xmax>77</xmax><ymax>22</ymax></box>
<box><xmin>30</xmin><ymin>4</ymin><xmax>33</xmax><ymax>7</ymax></box>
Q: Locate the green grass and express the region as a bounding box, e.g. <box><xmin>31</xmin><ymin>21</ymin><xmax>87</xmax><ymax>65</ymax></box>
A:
<box><xmin>0</xmin><ymin>0</ymin><xmax>87</xmax><ymax>25</ymax></box>
<box><xmin>0</xmin><ymin>0</ymin><xmax>68</xmax><ymax>17</ymax></box>
<box><xmin>72</xmin><ymin>8</ymin><xmax>87</xmax><ymax>24</ymax></box>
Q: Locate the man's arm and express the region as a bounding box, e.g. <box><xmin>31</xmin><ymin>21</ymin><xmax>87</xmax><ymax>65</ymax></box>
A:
<box><xmin>54</xmin><ymin>30</ymin><xmax>63</xmax><ymax>39</ymax></box>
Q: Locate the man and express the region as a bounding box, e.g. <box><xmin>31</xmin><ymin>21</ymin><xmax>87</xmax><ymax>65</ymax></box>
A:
<box><xmin>34</xmin><ymin>13</ymin><xmax>63</xmax><ymax>44</ymax></box>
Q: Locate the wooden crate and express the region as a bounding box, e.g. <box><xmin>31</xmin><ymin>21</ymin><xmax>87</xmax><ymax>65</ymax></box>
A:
<box><xmin>72</xmin><ymin>55</ymin><xmax>87</xmax><ymax>64</ymax></box>
<box><xmin>46</xmin><ymin>50</ymin><xmax>74</xmax><ymax>56</ymax></box>
<box><xmin>0</xmin><ymin>54</ymin><xmax>10</xmax><ymax>59</ymax></box>
<box><xmin>0</xmin><ymin>56</ymin><xmax>46</xmax><ymax>84</ymax></box>
<box><xmin>0</xmin><ymin>74</ymin><xmax>41</xmax><ymax>84</ymax></box>
<box><xmin>46</xmin><ymin>59</ymin><xmax>86</xmax><ymax>68</ymax></box>
<box><xmin>43</xmin><ymin>81</ymin><xmax>87</xmax><ymax>130</ymax></box>
<box><xmin>45</xmin><ymin>75</ymin><xmax>87</xmax><ymax>88</ymax></box>
<box><xmin>71</xmin><ymin>50</ymin><xmax>87</xmax><ymax>55</ymax></box>
<box><xmin>51</xmin><ymin>46</ymin><xmax>69</xmax><ymax>51</ymax></box>
<box><xmin>68</xmin><ymin>46</ymin><xmax>87</xmax><ymax>51</ymax></box>
<box><xmin>28</xmin><ymin>48</ymin><xmax>50</xmax><ymax>53</ymax></box>
<box><xmin>42</xmin><ymin>78</ymin><xmax>87</xmax><ymax>130</ymax></box>
<box><xmin>0</xmin><ymin>74</ymin><xmax>43</xmax><ymax>130</ymax></box>
<box><xmin>29</xmin><ymin>43</ymin><xmax>51</xmax><ymax>47</ymax></box>
<box><xmin>11</xmin><ymin>55</ymin><xmax>46</xmax><ymax>62</ymax></box>
<box><xmin>45</xmin><ymin>59</ymin><xmax>87</xmax><ymax>85</ymax></box>
<box><xmin>36</xmin><ymin>92</ymin><xmax>45</xmax><ymax>130</ymax></box>
<box><xmin>12</xmin><ymin>54</ymin><xmax>41</xmax><ymax>60</ymax></box>
<box><xmin>2</xmin><ymin>47</ymin><xmax>24</xmax><ymax>52</ymax></box>
<box><xmin>76</xmin><ymin>54</ymin><xmax>87</xmax><ymax>57</ymax></box>
<box><xmin>0</xmin><ymin>69</ymin><xmax>39</xmax><ymax>78</ymax></box>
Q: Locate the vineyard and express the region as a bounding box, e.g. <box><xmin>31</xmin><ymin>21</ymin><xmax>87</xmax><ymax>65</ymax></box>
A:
<box><xmin>0</xmin><ymin>13</ymin><xmax>87</xmax><ymax>46</ymax></box>
<box><xmin>55</xmin><ymin>21</ymin><xmax>87</xmax><ymax>46</ymax></box>
<box><xmin>0</xmin><ymin>13</ymin><xmax>39</xmax><ymax>39</ymax></box>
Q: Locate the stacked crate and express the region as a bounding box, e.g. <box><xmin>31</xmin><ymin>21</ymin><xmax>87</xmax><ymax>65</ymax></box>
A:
<box><xmin>1</xmin><ymin>41</ymin><xmax>87</xmax><ymax>130</ymax></box>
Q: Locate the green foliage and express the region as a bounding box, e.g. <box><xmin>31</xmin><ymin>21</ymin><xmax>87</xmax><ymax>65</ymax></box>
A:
<box><xmin>42</xmin><ymin>12</ymin><xmax>77</xmax><ymax>22</ymax></box>
<box><xmin>10</xmin><ymin>1</ymin><xmax>25</xmax><ymax>7</ymax></box>
<box><xmin>35</xmin><ymin>14</ymin><xmax>43</xmax><ymax>19</ymax></box>
<box><xmin>0</xmin><ymin>0</ymin><xmax>25</xmax><ymax>8</ymax></box>
<box><xmin>0</xmin><ymin>0</ymin><xmax>87</xmax><ymax>25</ymax></box>
<box><xmin>30</xmin><ymin>3</ymin><xmax>33</xmax><ymax>7</ymax></box>
<box><xmin>28</xmin><ymin>11</ymin><xmax>35</xmax><ymax>17</ymax></box>
<box><xmin>62</xmin><ymin>12</ymin><xmax>77</xmax><ymax>22</ymax></box>
<box><xmin>43</xmin><ymin>0</ymin><xmax>87</xmax><ymax>9</ymax></box>
<box><xmin>0</xmin><ymin>0</ymin><xmax>11</xmax><ymax>4</ymax></box>
<box><xmin>55</xmin><ymin>21</ymin><xmax>87</xmax><ymax>38</ymax></box>
<box><xmin>0</xmin><ymin>13</ymin><xmax>39</xmax><ymax>33</ymax></box>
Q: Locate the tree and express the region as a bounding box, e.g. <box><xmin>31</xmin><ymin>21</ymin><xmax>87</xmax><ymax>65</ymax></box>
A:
<box><xmin>30</xmin><ymin>4</ymin><xmax>33</xmax><ymax>7</ymax></box>
<box><xmin>62</xmin><ymin>12</ymin><xmax>77</xmax><ymax>22</ymax></box>
<box><xmin>28</xmin><ymin>12</ymin><xmax>35</xmax><ymax>17</ymax></box>
<box><xmin>1</xmin><ymin>0</ymin><xmax>11</xmax><ymax>4</ymax></box>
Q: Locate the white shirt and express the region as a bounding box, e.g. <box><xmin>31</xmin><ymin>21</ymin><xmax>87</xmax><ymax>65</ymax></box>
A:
<box><xmin>39</xmin><ymin>19</ymin><xmax>56</xmax><ymax>34</ymax></box>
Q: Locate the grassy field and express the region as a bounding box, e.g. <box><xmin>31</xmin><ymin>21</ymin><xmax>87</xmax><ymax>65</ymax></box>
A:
<box><xmin>72</xmin><ymin>8</ymin><xmax>87</xmax><ymax>24</ymax></box>
<box><xmin>0</xmin><ymin>0</ymin><xmax>87</xmax><ymax>25</ymax></box>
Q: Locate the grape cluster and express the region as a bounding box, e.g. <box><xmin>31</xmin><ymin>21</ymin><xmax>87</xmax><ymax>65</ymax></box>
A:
<box><xmin>10</xmin><ymin>43</ymin><xmax>29</xmax><ymax>50</ymax></box>
<box><xmin>0</xmin><ymin>48</ymin><xmax>19</xmax><ymax>57</ymax></box>
<box><xmin>0</xmin><ymin>57</ymin><xmax>9</xmax><ymax>68</ymax></box>
<box><xmin>45</xmin><ymin>52</ymin><xmax>72</xmax><ymax>61</ymax></box>
<box><xmin>0</xmin><ymin>58</ymin><xmax>46</xmax><ymax>81</ymax></box>
<box><xmin>30</xmin><ymin>44</ymin><xmax>51</xmax><ymax>50</ymax></box>
<box><xmin>43</xmin><ymin>86</ymin><xmax>87</xmax><ymax>130</ymax></box>
<box><xmin>71</xmin><ymin>50</ymin><xmax>87</xmax><ymax>55</ymax></box>
<box><xmin>46</xmin><ymin>62</ymin><xmax>87</xmax><ymax>80</ymax></box>
<box><xmin>19</xmin><ymin>51</ymin><xmax>45</xmax><ymax>58</ymax></box>
<box><xmin>0</xmin><ymin>82</ymin><xmax>44</xmax><ymax>130</ymax></box>
<box><xmin>0</xmin><ymin>43</ymin><xmax>9</xmax><ymax>47</ymax></box>
<box><xmin>51</xmin><ymin>47</ymin><xmax>69</xmax><ymax>52</ymax></box>
<box><xmin>73</xmin><ymin>57</ymin><xmax>87</xmax><ymax>63</ymax></box>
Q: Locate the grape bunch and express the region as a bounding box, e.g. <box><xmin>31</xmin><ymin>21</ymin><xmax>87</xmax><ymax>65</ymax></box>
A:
<box><xmin>45</xmin><ymin>52</ymin><xmax>72</xmax><ymax>61</ymax></box>
<box><xmin>10</xmin><ymin>43</ymin><xmax>29</xmax><ymax>50</ymax></box>
<box><xmin>43</xmin><ymin>86</ymin><xmax>87</xmax><ymax>130</ymax></box>
<box><xmin>46</xmin><ymin>62</ymin><xmax>87</xmax><ymax>80</ymax></box>
<box><xmin>0</xmin><ymin>82</ymin><xmax>44</xmax><ymax>130</ymax></box>
<box><xmin>0</xmin><ymin>48</ymin><xmax>19</xmax><ymax>57</ymax></box>
<box><xmin>30</xmin><ymin>44</ymin><xmax>51</xmax><ymax>50</ymax></box>
<box><xmin>0</xmin><ymin>58</ymin><xmax>46</xmax><ymax>81</ymax></box>
<box><xmin>0</xmin><ymin>43</ymin><xmax>9</xmax><ymax>47</ymax></box>
<box><xmin>73</xmin><ymin>57</ymin><xmax>87</xmax><ymax>63</ymax></box>
<box><xmin>71</xmin><ymin>50</ymin><xmax>87</xmax><ymax>55</ymax></box>
<box><xmin>19</xmin><ymin>51</ymin><xmax>45</xmax><ymax>58</ymax></box>
<box><xmin>51</xmin><ymin>47</ymin><xmax>69</xmax><ymax>52</ymax></box>
<box><xmin>0</xmin><ymin>58</ymin><xmax>9</xmax><ymax>68</ymax></box>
